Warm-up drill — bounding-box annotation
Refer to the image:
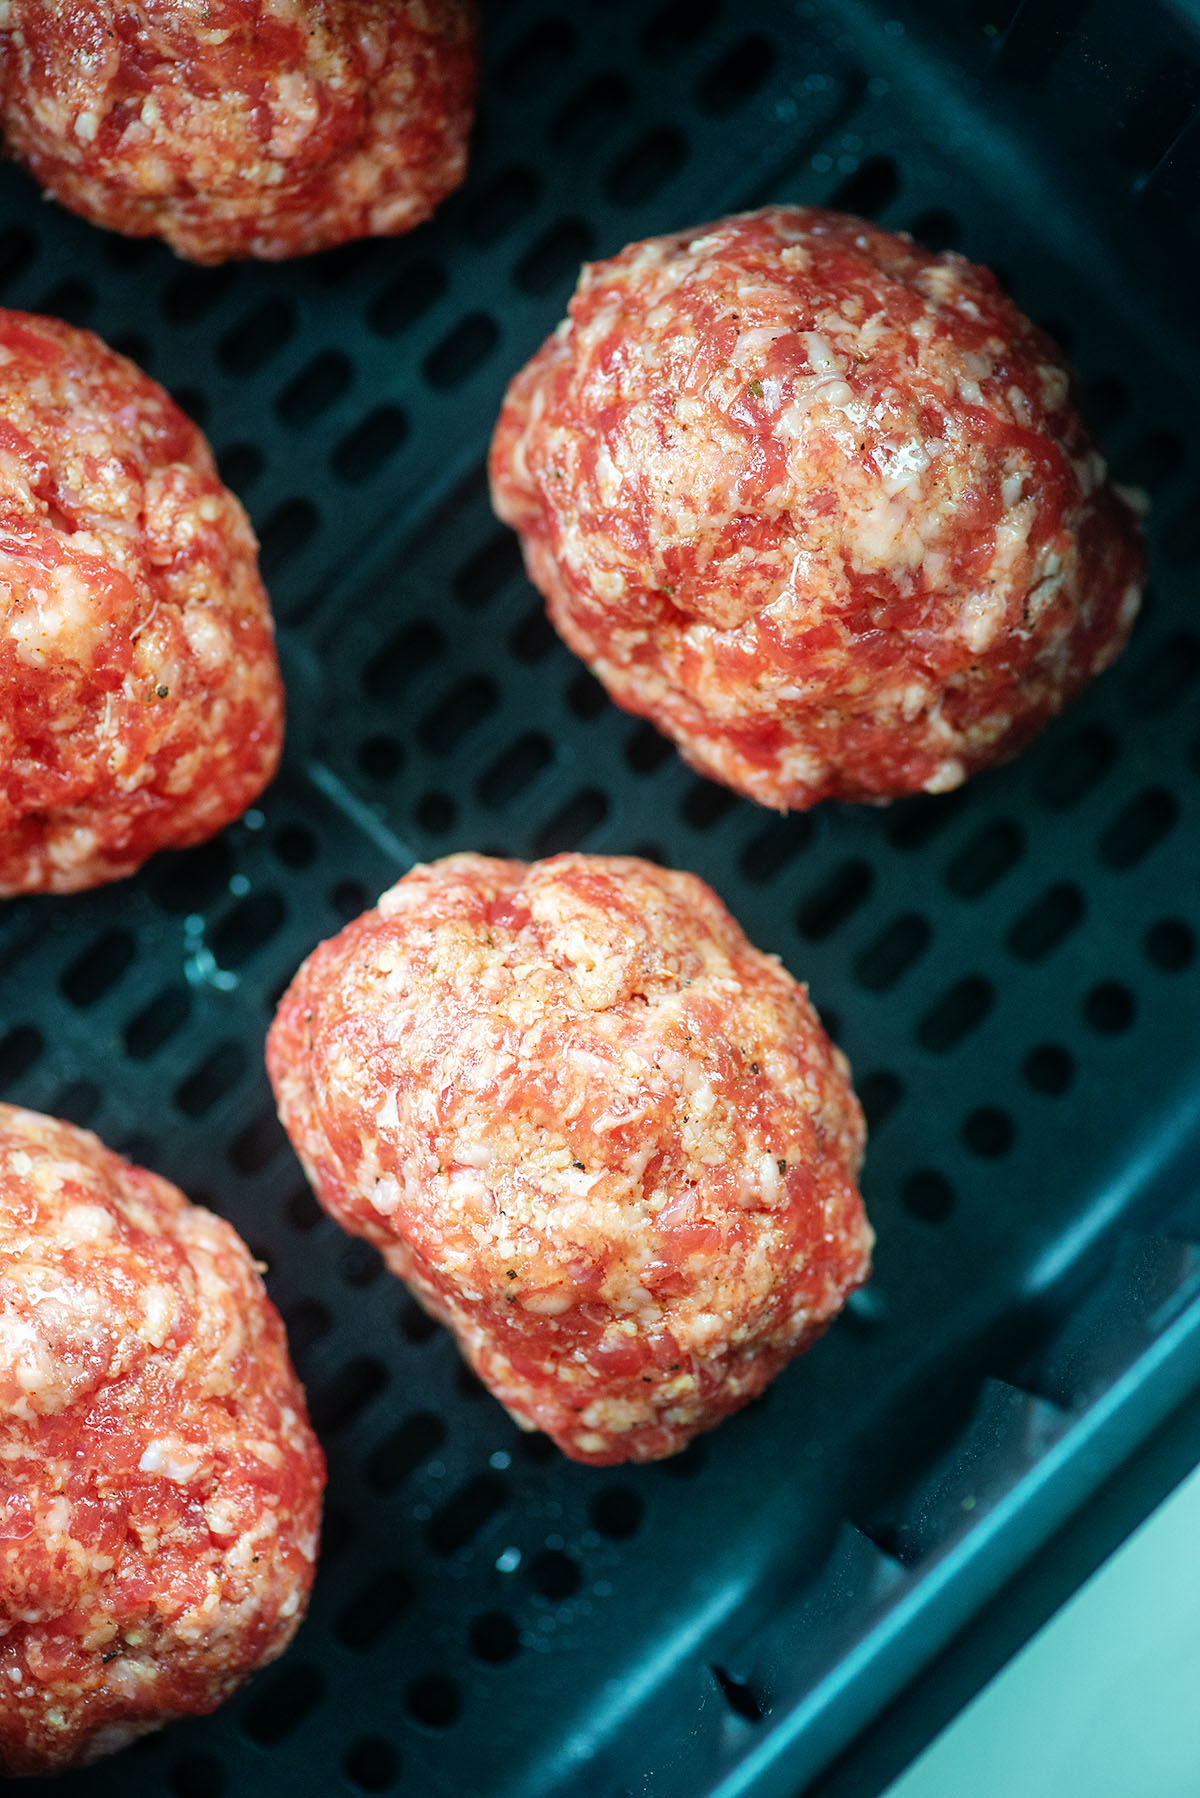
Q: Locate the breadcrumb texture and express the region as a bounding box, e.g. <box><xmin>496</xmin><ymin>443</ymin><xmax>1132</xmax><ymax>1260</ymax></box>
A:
<box><xmin>489</xmin><ymin>206</ymin><xmax>1146</xmax><ymax>810</ymax></box>
<box><xmin>0</xmin><ymin>1104</ymin><xmax>323</xmax><ymax>1776</ymax></box>
<box><xmin>0</xmin><ymin>0</ymin><xmax>478</xmax><ymax>264</ymax></box>
<box><xmin>0</xmin><ymin>310</ymin><xmax>282</xmax><ymax>895</ymax></box>
<box><xmin>268</xmin><ymin>852</ymin><xmax>871</xmax><ymax>1465</ymax></box>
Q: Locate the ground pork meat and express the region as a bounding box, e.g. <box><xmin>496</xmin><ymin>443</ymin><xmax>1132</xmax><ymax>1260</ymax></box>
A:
<box><xmin>488</xmin><ymin>206</ymin><xmax>1146</xmax><ymax>810</ymax></box>
<box><xmin>0</xmin><ymin>1104</ymin><xmax>323</xmax><ymax>1776</ymax></box>
<box><xmin>0</xmin><ymin>1</ymin><xmax>478</xmax><ymax>264</ymax></box>
<box><xmin>267</xmin><ymin>852</ymin><xmax>871</xmax><ymax>1465</ymax></box>
<box><xmin>0</xmin><ymin>309</ymin><xmax>282</xmax><ymax>895</ymax></box>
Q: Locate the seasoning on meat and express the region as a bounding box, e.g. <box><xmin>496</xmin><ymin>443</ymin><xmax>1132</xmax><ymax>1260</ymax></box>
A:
<box><xmin>489</xmin><ymin>206</ymin><xmax>1146</xmax><ymax>810</ymax></box>
<box><xmin>267</xmin><ymin>852</ymin><xmax>871</xmax><ymax>1465</ymax></box>
<box><xmin>0</xmin><ymin>1105</ymin><xmax>323</xmax><ymax>1776</ymax></box>
<box><xmin>0</xmin><ymin>310</ymin><xmax>282</xmax><ymax>895</ymax></box>
<box><xmin>0</xmin><ymin>1</ymin><xmax>478</xmax><ymax>264</ymax></box>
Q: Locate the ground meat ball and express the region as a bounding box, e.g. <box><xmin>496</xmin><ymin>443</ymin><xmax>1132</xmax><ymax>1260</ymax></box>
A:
<box><xmin>268</xmin><ymin>853</ymin><xmax>871</xmax><ymax>1465</ymax></box>
<box><xmin>0</xmin><ymin>1105</ymin><xmax>323</xmax><ymax>1776</ymax></box>
<box><xmin>489</xmin><ymin>207</ymin><xmax>1146</xmax><ymax>810</ymax></box>
<box><xmin>0</xmin><ymin>1</ymin><xmax>477</xmax><ymax>264</ymax></box>
<box><xmin>0</xmin><ymin>311</ymin><xmax>282</xmax><ymax>895</ymax></box>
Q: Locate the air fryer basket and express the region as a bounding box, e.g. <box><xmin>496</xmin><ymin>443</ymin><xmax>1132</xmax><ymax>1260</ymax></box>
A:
<box><xmin>5</xmin><ymin>2</ymin><xmax>1200</xmax><ymax>1795</ymax></box>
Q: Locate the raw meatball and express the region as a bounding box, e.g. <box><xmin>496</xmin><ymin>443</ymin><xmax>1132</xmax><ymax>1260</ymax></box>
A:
<box><xmin>0</xmin><ymin>310</ymin><xmax>282</xmax><ymax>895</ymax></box>
<box><xmin>267</xmin><ymin>852</ymin><xmax>871</xmax><ymax>1465</ymax></box>
<box><xmin>0</xmin><ymin>1105</ymin><xmax>323</xmax><ymax>1776</ymax></box>
<box><xmin>0</xmin><ymin>1</ymin><xmax>478</xmax><ymax>264</ymax></box>
<box><xmin>489</xmin><ymin>206</ymin><xmax>1145</xmax><ymax>810</ymax></box>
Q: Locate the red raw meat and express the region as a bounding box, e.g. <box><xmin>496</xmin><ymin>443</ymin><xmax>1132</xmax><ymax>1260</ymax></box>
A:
<box><xmin>490</xmin><ymin>207</ymin><xmax>1145</xmax><ymax>809</ymax></box>
<box><xmin>0</xmin><ymin>1105</ymin><xmax>323</xmax><ymax>1775</ymax></box>
<box><xmin>268</xmin><ymin>852</ymin><xmax>871</xmax><ymax>1465</ymax></box>
<box><xmin>0</xmin><ymin>310</ymin><xmax>282</xmax><ymax>893</ymax></box>
<box><xmin>0</xmin><ymin>1</ymin><xmax>478</xmax><ymax>263</ymax></box>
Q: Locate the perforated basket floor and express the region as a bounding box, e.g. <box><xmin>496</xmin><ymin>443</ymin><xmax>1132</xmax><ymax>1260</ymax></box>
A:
<box><xmin>4</xmin><ymin>3</ymin><xmax>1200</xmax><ymax>1796</ymax></box>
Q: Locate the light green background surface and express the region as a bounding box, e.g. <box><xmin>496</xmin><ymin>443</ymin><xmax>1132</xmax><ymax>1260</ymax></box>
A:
<box><xmin>884</xmin><ymin>1461</ymin><xmax>1200</xmax><ymax>1798</ymax></box>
